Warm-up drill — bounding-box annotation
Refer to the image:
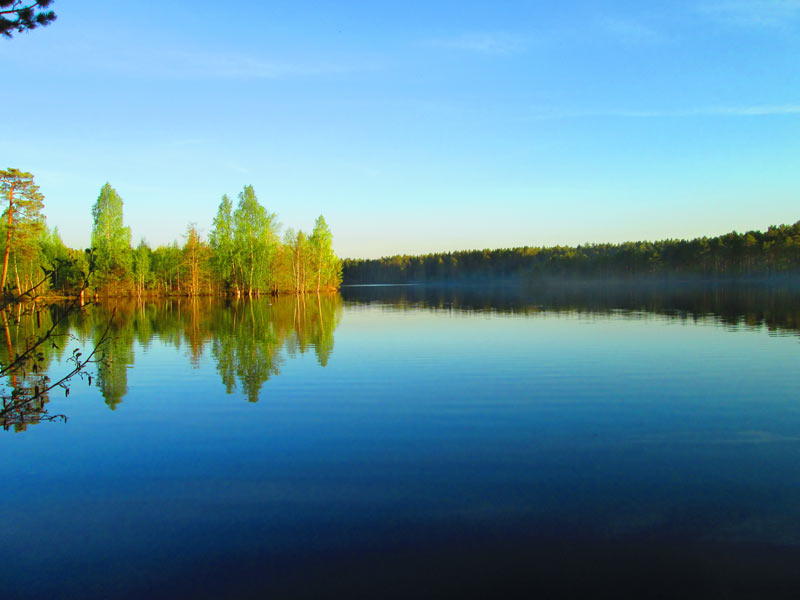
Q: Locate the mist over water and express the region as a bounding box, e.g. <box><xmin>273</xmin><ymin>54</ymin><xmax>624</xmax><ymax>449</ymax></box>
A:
<box><xmin>1</xmin><ymin>284</ymin><xmax>800</xmax><ymax>598</ymax></box>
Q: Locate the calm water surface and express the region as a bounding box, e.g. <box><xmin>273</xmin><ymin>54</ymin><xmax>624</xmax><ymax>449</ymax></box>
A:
<box><xmin>2</xmin><ymin>284</ymin><xmax>800</xmax><ymax>598</ymax></box>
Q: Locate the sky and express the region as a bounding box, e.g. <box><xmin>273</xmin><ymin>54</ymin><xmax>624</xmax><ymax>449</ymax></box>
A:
<box><xmin>2</xmin><ymin>0</ymin><xmax>799</xmax><ymax>259</ymax></box>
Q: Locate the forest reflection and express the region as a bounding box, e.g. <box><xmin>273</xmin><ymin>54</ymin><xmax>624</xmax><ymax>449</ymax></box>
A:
<box><xmin>4</xmin><ymin>283</ymin><xmax>799</xmax><ymax>431</ymax></box>
<box><xmin>0</xmin><ymin>294</ymin><xmax>342</xmax><ymax>429</ymax></box>
<box><xmin>342</xmin><ymin>283</ymin><xmax>800</xmax><ymax>336</ymax></box>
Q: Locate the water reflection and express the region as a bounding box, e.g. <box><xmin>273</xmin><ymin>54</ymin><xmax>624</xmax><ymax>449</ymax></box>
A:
<box><xmin>342</xmin><ymin>282</ymin><xmax>800</xmax><ymax>336</ymax></box>
<box><xmin>3</xmin><ymin>285</ymin><xmax>800</xmax><ymax>597</ymax></box>
<box><xmin>3</xmin><ymin>283</ymin><xmax>799</xmax><ymax>429</ymax></box>
<box><xmin>1</xmin><ymin>294</ymin><xmax>342</xmax><ymax>426</ymax></box>
<box><xmin>0</xmin><ymin>302</ymin><xmax>73</xmax><ymax>431</ymax></box>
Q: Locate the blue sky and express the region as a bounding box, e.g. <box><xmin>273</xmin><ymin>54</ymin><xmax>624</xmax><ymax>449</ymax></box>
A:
<box><xmin>2</xmin><ymin>0</ymin><xmax>799</xmax><ymax>258</ymax></box>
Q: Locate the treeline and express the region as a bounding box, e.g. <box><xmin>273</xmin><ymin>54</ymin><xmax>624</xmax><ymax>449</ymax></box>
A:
<box><xmin>1</xmin><ymin>169</ymin><xmax>342</xmax><ymax>297</ymax></box>
<box><xmin>343</xmin><ymin>221</ymin><xmax>800</xmax><ymax>284</ymax></box>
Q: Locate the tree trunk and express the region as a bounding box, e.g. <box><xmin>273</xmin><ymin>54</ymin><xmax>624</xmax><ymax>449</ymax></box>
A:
<box><xmin>248</xmin><ymin>259</ymin><xmax>254</xmax><ymax>298</ymax></box>
<box><xmin>1</xmin><ymin>188</ymin><xmax>14</xmax><ymax>291</ymax></box>
<box><xmin>14</xmin><ymin>257</ymin><xmax>21</xmax><ymax>295</ymax></box>
<box><xmin>294</xmin><ymin>246</ymin><xmax>300</xmax><ymax>293</ymax></box>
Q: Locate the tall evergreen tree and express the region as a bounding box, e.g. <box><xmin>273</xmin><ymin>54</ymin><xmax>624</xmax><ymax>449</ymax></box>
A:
<box><xmin>91</xmin><ymin>183</ymin><xmax>132</xmax><ymax>292</ymax></box>
<box><xmin>0</xmin><ymin>168</ymin><xmax>45</xmax><ymax>292</ymax></box>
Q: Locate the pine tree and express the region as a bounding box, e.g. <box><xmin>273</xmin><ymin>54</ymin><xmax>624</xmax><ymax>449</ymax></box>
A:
<box><xmin>0</xmin><ymin>168</ymin><xmax>45</xmax><ymax>293</ymax></box>
<box><xmin>0</xmin><ymin>0</ymin><xmax>56</xmax><ymax>38</ymax></box>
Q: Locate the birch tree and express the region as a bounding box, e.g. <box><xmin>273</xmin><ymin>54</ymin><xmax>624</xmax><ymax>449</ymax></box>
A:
<box><xmin>309</xmin><ymin>215</ymin><xmax>334</xmax><ymax>292</ymax></box>
<box><xmin>209</xmin><ymin>195</ymin><xmax>235</xmax><ymax>293</ymax></box>
<box><xmin>233</xmin><ymin>186</ymin><xmax>277</xmax><ymax>296</ymax></box>
<box><xmin>91</xmin><ymin>183</ymin><xmax>131</xmax><ymax>292</ymax></box>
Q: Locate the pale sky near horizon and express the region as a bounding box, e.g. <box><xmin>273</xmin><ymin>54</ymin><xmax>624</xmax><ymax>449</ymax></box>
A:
<box><xmin>2</xmin><ymin>1</ymin><xmax>799</xmax><ymax>258</ymax></box>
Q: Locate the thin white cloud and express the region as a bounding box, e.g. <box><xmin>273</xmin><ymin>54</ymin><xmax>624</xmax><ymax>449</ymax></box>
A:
<box><xmin>424</xmin><ymin>20</ymin><xmax>664</xmax><ymax>57</ymax></box>
<box><xmin>423</xmin><ymin>32</ymin><xmax>530</xmax><ymax>55</ymax></box>
<box><xmin>525</xmin><ymin>104</ymin><xmax>800</xmax><ymax>120</ymax></box>
<box><xmin>599</xmin><ymin>17</ymin><xmax>664</xmax><ymax>43</ymax></box>
<box><xmin>616</xmin><ymin>104</ymin><xmax>800</xmax><ymax>117</ymax></box>
<box><xmin>719</xmin><ymin>104</ymin><xmax>800</xmax><ymax>115</ymax></box>
<box><xmin>166</xmin><ymin>139</ymin><xmax>203</xmax><ymax>147</ymax></box>
<box><xmin>30</xmin><ymin>31</ymin><xmax>369</xmax><ymax>81</ymax></box>
<box><xmin>699</xmin><ymin>0</ymin><xmax>800</xmax><ymax>27</ymax></box>
<box><xmin>170</xmin><ymin>51</ymin><xmax>361</xmax><ymax>79</ymax></box>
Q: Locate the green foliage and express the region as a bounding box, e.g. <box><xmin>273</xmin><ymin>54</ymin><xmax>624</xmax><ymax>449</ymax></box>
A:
<box><xmin>132</xmin><ymin>240</ymin><xmax>152</xmax><ymax>296</ymax></box>
<box><xmin>150</xmin><ymin>242</ymin><xmax>182</xmax><ymax>294</ymax></box>
<box><xmin>232</xmin><ymin>185</ymin><xmax>278</xmax><ymax>295</ymax></box>
<box><xmin>90</xmin><ymin>183</ymin><xmax>340</xmax><ymax>297</ymax></box>
<box><xmin>40</xmin><ymin>227</ymin><xmax>88</xmax><ymax>293</ymax></box>
<box><xmin>343</xmin><ymin>221</ymin><xmax>800</xmax><ymax>284</ymax></box>
<box><xmin>0</xmin><ymin>168</ymin><xmax>46</xmax><ymax>294</ymax></box>
<box><xmin>182</xmin><ymin>223</ymin><xmax>211</xmax><ymax>295</ymax></box>
<box><xmin>309</xmin><ymin>215</ymin><xmax>341</xmax><ymax>291</ymax></box>
<box><xmin>91</xmin><ymin>183</ymin><xmax>132</xmax><ymax>293</ymax></box>
<box><xmin>7</xmin><ymin>173</ymin><xmax>343</xmax><ymax>298</ymax></box>
<box><xmin>209</xmin><ymin>195</ymin><xmax>235</xmax><ymax>290</ymax></box>
<box><xmin>281</xmin><ymin>228</ymin><xmax>309</xmax><ymax>293</ymax></box>
<box><xmin>0</xmin><ymin>0</ymin><xmax>56</xmax><ymax>38</ymax></box>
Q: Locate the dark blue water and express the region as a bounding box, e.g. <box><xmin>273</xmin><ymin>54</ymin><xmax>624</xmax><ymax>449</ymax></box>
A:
<box><xmin>2</xmin><ymin>285</ymin><xmax>800</xmax><ymax>599</ymax></box>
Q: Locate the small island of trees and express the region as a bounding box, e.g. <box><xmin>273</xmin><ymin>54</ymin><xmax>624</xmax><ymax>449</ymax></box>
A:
<box><xmin>0</xmin><ymin>169</ymin><xmax>342</xmax><ymax>298</ymax></box>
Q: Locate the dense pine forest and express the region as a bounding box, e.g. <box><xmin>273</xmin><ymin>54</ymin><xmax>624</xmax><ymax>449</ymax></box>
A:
<box><xmin>0</xmin><ymin>169</ymin><xmax>342</xmax><ymax>297</ymax></box>
<box><xmin>343</xmin><ymin>221</ymin><xmax>800</xmax><ymax>284</ymax></box>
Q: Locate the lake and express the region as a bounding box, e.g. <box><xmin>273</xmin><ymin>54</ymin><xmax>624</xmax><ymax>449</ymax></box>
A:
<box><xmin>2</xmin><ymin>283</ymin><xmax>800</xmax><ymax>599</ymax></box>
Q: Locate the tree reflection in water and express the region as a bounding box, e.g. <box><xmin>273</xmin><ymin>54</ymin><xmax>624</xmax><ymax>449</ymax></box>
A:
<box><xmin>0</xmin><ymin>304</ymin><xmax>64</xmax><ymax>431</ymax></box>
<box><xmin>342</xmin><ymin>282</ymin><xmax>800</xmax><ymax>337</ymax></box>
<box><xmin>0</xmin><ymin>294</ymin><xmax>343</xmax><ymax>427</ymax></box>
<box><xmin>0</xmin><ymin>300</ymin><xmax>111</xmax><ymax>431</ymax></box>
<box><xmin>5</xmin><ymin>282</ymin><xmax>799</xmax><ymax>430</ymax></box>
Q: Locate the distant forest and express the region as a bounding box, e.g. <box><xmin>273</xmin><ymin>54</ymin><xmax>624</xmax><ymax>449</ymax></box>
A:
<box><xmin>343</xmin><ymin>221</ymin><xmax>800</xmax><ymax>284</ymax></box>
<box><xmin>0</xmin><ymin>170</ymin><xmax>341</xmax><ymax>297</ymax></box>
